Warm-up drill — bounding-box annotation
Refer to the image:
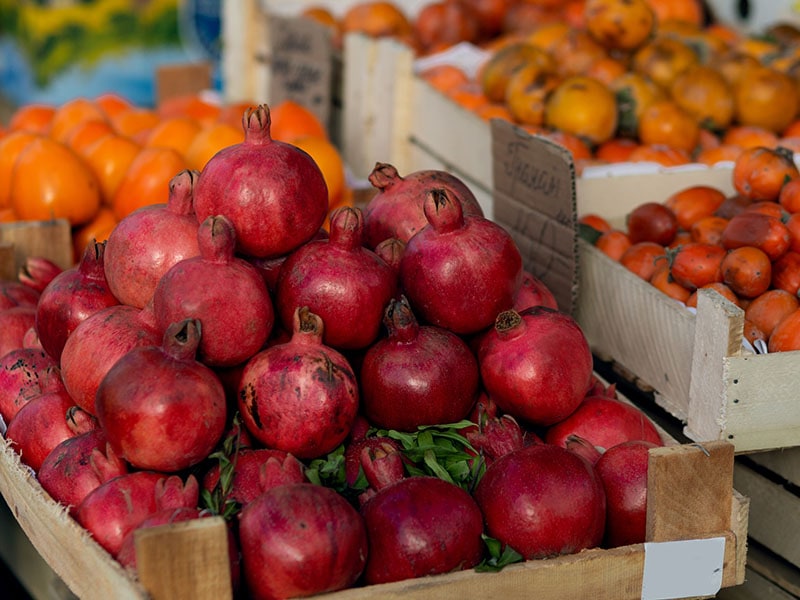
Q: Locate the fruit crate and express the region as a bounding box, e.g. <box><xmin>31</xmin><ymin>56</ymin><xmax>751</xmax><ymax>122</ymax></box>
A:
<box><xmin>489</xmin><ymin>119</ymin><xmax>800</xmax><ymax>454</ymax></box>
<box><xmin>0</xmin><ymin>220</ymin><xmax>73</xmax><ymax>281</ymax></box>
<box><xmin>0</xmin><ymin>394</ymin><xmax>748</xmax><ymax>600</ymax></box>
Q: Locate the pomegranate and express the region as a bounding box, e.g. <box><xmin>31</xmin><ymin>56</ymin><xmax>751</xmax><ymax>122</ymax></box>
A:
<box><xmin>153</xmin><ymin>215</ymin><xmax>274</xmax><ymax>367</ymax></box>
<box><xmin>18</xmin><ymin>256</ymin><xmax>63</xmax><ymax>294</ymax></box>
<box><xmin>6</xmin><ymin>385</ymin><xmax>97</xmax><ymax>472</ymax></box>
<box><xmin>0</xmin><ymin>306</ymin><xmax>37</xmax><ymax>358</ymax></box>
<box><xmin>0</xmin><ymin>280</ymin><xmax>40</xmax><ymax>310</ymax></box>
<box><xmin>564</xmin><ymin>434</ymin><xmax>604</xmax><ymax>465</ymax></box>
<box><xmin>95</xmin><ymin>319</ymin><xmax>227</xmax><ymax>473</ymax></box>
<box><xmin>474</xmin><ymin>444</ymin><xmax>606</xmax><ymax>559</ymax></box>
<box><xmin>359</xmin><ymin>295</ymin><xmax>479</xmax><ymax>430</ymax></box>
<box><xmin>238</xmin><ymin>307</ymin><xmax>359</xmax><ymax>459</ymax></box>
<box><xmin>202</xmin><ymin>448</ymin><xmax>308</xmax><ymax>506</ymax></box>
<box><xmin>545</xmin><ymin>395</ymin><xmax>665</xmax><ymax>451</ymax></box>
<box><xmin>463</xmin><ymin>395</ymin><xmax>525</xmax><ymax>465</ymax></box>
<box><xmin>343</xmin><ymin>416</ymin><xmax>405</xmax><ymax>489</ymax></box>
<box><xmin>193</xmin><ymin>104</ymin><xmax>329</xmax><ymax>258</ymax></box>
<box><xmin>373</xmin><ymin>237</ymin><xmax>406</xmax><ymax>274</ymax></box>
<box><xmin>478</xmin><ymin>307</ymin><xmax>594</xmax><ymax>426</ymax></box>
<box><xmin>238</xmin><ymin>482</ymin><xmax>368</xmax><ymax>600</ymax></box>
<box><xmin>38</xmin><ymin>429</ymin><xmax>128</xmax><ymax>516</ymax></box>
<box><xmin>35</xmin><ymin>240</ymin><xmax>119</xmax><ymax>362</ymax></box>
<box><xmin>360</xmin><ymin>475</ymin><xmax>484</xmax><ymax>585</ymax></box>
<box><xmin>22</xmin><ymin>326</ymin><xmax>42</xmax><ymax>349</ymax></box>
<box><xmin>595</xmin><ymin>440</ymin><xmax>658</xmax><ymax>548</ymax></box>
<box><xmin>246</xmin><ymin>228</ymin><xmax>329</xmax><ymax>294</ymax></box>
<box><xmin>0</xmin><ymin>347</ymin><xmax>58</xmax><ymax>423</ymax></box>
<box><xmin>362</xmin><ymin>162</ymin><xmax>484</xmax><ymax>249</ymax></box>
<box><xmin>60</xmin><ymin>303</ymin><xmax>162</xmax><ymax>415</ymax></box>
<box><xmin>513</xmin><ymin>271</ymin><xmax>559</xmax><ymax>311</ymax></box>
<box><xmin>276</xmin><ymin>206</ymin><xmax>397</xmax><ymax>350</ymax></box>
<box><xmin>76</xmin><ymin>471</ymin><xmax>199</xmax><ymax>558</ymax></box>
<box><xmin>399</xmin><ymin>188</ymin><xmax>522</xmax><ymax>334</ymax></box>
<box><xmin>103</xmin><ymin>169</ymin><xmax>202</xmax><ymax>309</ymax></box>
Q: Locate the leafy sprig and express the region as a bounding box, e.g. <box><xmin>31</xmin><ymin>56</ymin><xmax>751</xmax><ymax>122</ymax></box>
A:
<box><xmin>200</xmin><ymin>413</ymin><xmax>244</xmax><ymax>521</ymax></box>
<box><xmin>475</xmin><ymin>534</ymin><xmax>524</xmax><ymax>572</ymax></box>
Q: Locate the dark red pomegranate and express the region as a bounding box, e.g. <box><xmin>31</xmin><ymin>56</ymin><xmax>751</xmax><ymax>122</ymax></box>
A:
<box><xmin>276</xmin><ymin>207</ymin><xmax>397</xmax><ymax>350</ymax></box>
<box><xmin>103</xmin><ymin>169</ymin><xmax>202</xmax><ymax>309</ymax></box>
<box><xmin>0</xmin><ymin>347</ymin><xmax>58</xmax><ymax>423</ymax></box>
<box><xmin>399</xmin><ymin>187</ymin><xmax>522</xmax><ymax>334</ymax></box>
<box><xmin>595</xmin><ymin>440</ymin><xmax>658</xmax><ymax>548</ymax></box>
<box><xmin>193</xmin><ymin>104</ymin><xmax>329</xmax><ymax>259</ymax></box>
<box><xmin>153</xmin><ymin>215</ymin><xmax>274</xmax><ymax>367</ymax></box>
<box><xmin>60</xmin><ymin>303</ymin><xmax>162</xmax><ymax>415</ymax></box>
<box><xmin>35</xmin><ymin>240</ymin><xmax>119</xmax><ymax>362</ymax></box>
<box><xmin>362</xmin><ymin>162</ymin><xmax>484</xmax><ymax>249</ymax></box>
<box><xmin>95</xmin><ymin>319</ymin><xmax>227</xmax><ymax>473</ymax></box>
<box><xmin>513</xmin><ymin>270</ymin><xmax>559</xmax><ymax>311</ymax></box>
<box><xmin>463</xmin><ymin>395</ymin><xmax>525</xmax><ymax>465</ymax></box>
<box><xmin>478</xmin><ymin>307</ymin><xmax>594</xmax><ymax>426</ymax></box>
<box><xmin>0</xmin><ymin>280</ymin><xmax>40</xmax><ymax>310</ymax></box>
<box><xmin>360</xmin><ymin>295</ymin><xmax>479</xmax><ymax>430</ymax></box>
<box><xmin>76</xmin><ymin>471</ymin><xmax>199</xmax><ymax>558</ymax></box>
<box><xmin>473</xmin><ymin>444</ymin><xmax>606</xmax><ymax>559</ymax></box>
<box><xmin>544</xmin><ymin>395</ymin><xmax>665</xmax><ymax>451</ymax></box>
<box><xmin>238</xmin><ymin>307</ymin><xmax>359</xmax><ymax>459</ymax></box>
<box><xmin>246</xmin><ymin>228</ymin><xmax>329</xmax><ymax>294</ymax></box>
<box><xmin>17</xmin><ymin>256</ymin><xmax>63</xmax><ymax>294</ymax></box>
<box><xmin>202</xmin><ymin>448</ymin><xmax>308</xmax><ymax>506</ymax></box>
<box><xmin>360</xmin><ymin>475</ymin><xmax>485</xmax><ymax>585</ymax></box>
<box><xmin>38</xmin><ymin>429</ymin><xmax>128</xmax><ymax>516</ymax></box>
<box><xmin>0</xmin><ymin>306</ymin><xmax>37</xmax><ymax>358</ymax></box>
<box><xmin>238</xmin><ymin>482</ymin><xmax>368</xmax><ymax>600</ymax></box>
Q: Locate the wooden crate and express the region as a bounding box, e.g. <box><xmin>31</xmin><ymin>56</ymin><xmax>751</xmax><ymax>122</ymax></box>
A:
<box><xmin>0</xmin><ymin>402</ymin><xmax>748</xmax><ymax>600</ymax></box>
<box><xmin>0</xmin><ymin>220</ymin><xmax>73</xmax><ymax>280</ymax></box>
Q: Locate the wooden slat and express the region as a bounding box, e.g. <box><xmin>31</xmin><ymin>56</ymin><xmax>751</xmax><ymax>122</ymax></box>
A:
<box><xmin>0</xmin><ymin>220</ymin><xmax>73</xmax><ymax>273</ymax></box>
<box><xmin>748</xmin><ymin>448</ymin><xmax>800</xmax><ymax>488</ymax></box>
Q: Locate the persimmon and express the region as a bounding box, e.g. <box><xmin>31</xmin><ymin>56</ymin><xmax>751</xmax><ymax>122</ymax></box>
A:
<box><xmin>734</xmin><ymin>66</ymin><xmax>800</xmax><ymax>133</ymax></box>
<box><xmin>594</xmin><ymin>137</ymin><xmax>639</xmax><ymax>163</ymax></box>
<box><xmin>82</xmin><ymin>133</ymin><xmax>142</xmax><ymax>205</ymax></box>
<box><xmin>341</xmin><ymin>1</ymin><xmax>414</xmax><ymax>39</ymax></box>
<box><xmin>695</xmin><ymin>144</ymin><xmax>742</xmax><ymax>166</ymax></box>
<box><xmin>543</xmin><ymin>130</ymin><xmax>593</xmax><ymax>161</ymax></box>
<box><xmin>637</xmin><ymin>99</ymin><xmax>700</xmax><ymax>153</ymax></box>
<box><xmin>49</xmin><ymin>97</ymin><xmax>107</xmax><ymax>144</ymax></box>
<box><xmin>0</xmin><ymin>131</ymin><xmax>39</xmax><ymax>208</ymax></box>
<box><xmin>669</xmin><ymin>230</ymin><xmax>693</xmax><ymax>248</ymax></box>
<box><xmin>715</xmin><ymin>194</ymin><xmax>754</xmax><ymax>219</ymax></box>
<box><xmin>9</xmin><ymin>137</ymin><xmax>101</xmax><ymax>226</ymax></box>
<box><xmin>721</xmin><ymin>125</ymin><xmax>778</xmax><ymax>150</ymax></box>
<box><xmin>474</xmin><ymin>102</ymin><xmax>514</xmax><ymax>122</ymax></box>
<box><xmin>778</xmin><ymin>178</ymin><xmax>800</xmax><ymax>213</ymax></box>
<box><xmin>525</xmin><ymin>21</ymin><xmax>570</xmax><ymax>53</ymax></box>
<box><xmin>611</xmin><ymin>72</ymin><xmax>665</xmax><ymax>138</ymax></box>
<box><xmin>544</xmin><ymin>75</ymin><xmax>618</xmax><ymax>146</ymax></box>
<box><xmin>112</xmin><ymin>146</ymin><xmax>189</xmax><ymax>220</ymax></box>
<box><xmin>745</xmin><ymin>289</ymin><xmax>800</xmax><ymax>340</ymax></box>
<box><xmin>767</xmin><ymin>308</ymin><xmax>800</xmax><ymax>352</ymax></box>
<box><xmin>579</xmin><ymin>213</ymin><xmax>613</xmax><ymax>233</ymax></box>
<box><xmin>144</xmin><ymin>116</ymin><xmax>203</xmax><ymax>156</ymax></box>
<box><xmin>689</xmin><ymin>215</ymin><xmax>729</xmax><ymax>245</ymax></box>
<box><xmin>460</xmin><ymin>0</ymin><xmax>515</xmax><ymax>38</ymax></box>
<box><xmin>419</xmin><ymin>64</ymin><xmax>470</xmax><ymax>94</ymax></box>
<box><xmin>414</xmin><ymin>0</ymin><xmax>480</xmax><ymax>55</ymax></box>
<box><xmin>649</xmin><ymin>261</ymin><xmax>691</xmax><ymax>303</ymax></box>
<box><xmin>664</xmin><ymin>185</ymin><xmax>727</xmax><ymax>231</ymax></box>
<box><xmin>643</xmin><ymin>0</ymin><xmax>703</xmax><ymax>26</ymax></box>
<box><xmin>157</xmin><ymin>94</ymin><xmax>221</xmax><ymax>125</ymax></box>
<box><xmin>290</xmin><ymin>135</ymin><xmax>347</xmax><ymax>207</ymax></box>
<box><xmin>721</xmin><ymin>211</ymin><xmax>791</xmax><ymax>261</ymax></box>
<box><xmin>0</xmin><ymin>208</ymin><xmax>16</xmax><ymax>223</ymax></box>
<box><xmin>584</xmin><ymin>0</ymin><xmax>655</xmax><ymax>52</ymax></box>
<box><xmin>669</xmin><ymin>65</ymin><xmax>734</xmax><ymax>131</ymax></box>
<box><xmin>685</xmin><ymin>282</ymin><xmax>740</xmax><ymax>308</ymax></box>
<box><xmin>720</xmin><ymin>246</ymin><xmax>773</xmax><ymax>298</ymax></box>
<box><xmin>110</xmin><ymin>108</ymin><xmax>160</xmax><ymax>141</ymax></box>
<box><xmin>216</xmin><ymin>101</ymin><xmax>258</xmax><ymax>130</ymax></box>
<box><xmin>72</xmin><ymin>206</ymin><xmax>118</xmax><ymax>263</ymax></box>
<box><xmin>583</xmin><ymin>57</ymin><xmax>628</xmax><ymax>86</ymax></box>
<box><xmin>301</xmin><ymin>6</ymin><xmax>342</xmax><ymax>47</ymax></box>
<box><xmin>505</xmin><ymin>65</ymin><xmax>561</xmax><ymax>127</ymax></box>
<box><xmin>268</xmin><ymin>100</ymin><xmax>328</xmax><ymax>143</ymax></box>
<box><xmin>619</xmin><ymin>241</ymin><xmax>666</xmax><ymax>280</ymax></box>
<box><xmin>783</xmin><ymin>212</ymin><xmax>800</xmax><ymax>253</ymax></box>
<box><xmin>185</xmin><ymin>121</ymin><xmax>245</xmax><ymax>172</ymax></box>
<box><xmin>93</xmin><ymin>93</ymin><xmax>132</xmax><ymax>119</ymax></box>
<box><xmin>743</xmin><ymin>318</ymin><xmax>768</xmax><ymax>347</ymax></box>
<box><xmin>480</xmin><ymin>42</ymin><xmax>554</xmax><ymax>103</ymax></box>
<box><xmin>667</xmin><ymin>242</ymin><xmax>726</xmax><ymax>290</ymax></box>
<box><xmin>771</xmin><ymin>250</ymin><xmax>800</xmax><ymax>296</ymax></box>
<box><xmin>732</xmin><ymin>146</ymin><xmax>800</xmax><ymax>202</ymax></box>
<box><xmin>708</xmin><ymin>51</ymin><xmax>760</xmax><ymax>89</ymax></box>
<box><xmin>632</xmin><ymin>36</ymin><xmax>699</xmax><ymax>90</ymax></box>
<box><xmin>550</xmin><ymin>30</ymin><xmax>609</xmax><ymax>78</ymax></box>
<box><xmin>595</xmin><ymin>229</ymin><xmax>632</xmax><ymax>261</ymax></box>
<box><xmin>627</xmin><ymin>144</ymin><xmax>691</xmax><ymax>166</ymax></box>
<box><xmin>64</xmin><ymin>118</ymin><xmax>115</xmax><ymax>157</ymax></box>
<box><xmin>626</xmin><ymin>201</ymin><xmax>679</xmax><ymax>245</ymax></box>
<box><xmin>743</xmin><ymin>201</ymin><xmax>787</xmax><ymax>220</ymax></box>
<box><xmin>8</xmin><ymin>103</ymin><xmax>55</xmax><ymax>135</ymax></box>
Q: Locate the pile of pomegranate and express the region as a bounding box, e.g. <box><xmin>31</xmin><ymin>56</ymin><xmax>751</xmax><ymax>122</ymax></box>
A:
<box><xmin>0</xmin><ymin>104</ymin><xmax>666</xmax><ymax>599</ymax></box>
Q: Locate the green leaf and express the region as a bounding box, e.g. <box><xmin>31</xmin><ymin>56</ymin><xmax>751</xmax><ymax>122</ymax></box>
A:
<box><xmin>475</xmin><ymin>535</ymin><xmax>525</xmax><ymax>573</ymax></box>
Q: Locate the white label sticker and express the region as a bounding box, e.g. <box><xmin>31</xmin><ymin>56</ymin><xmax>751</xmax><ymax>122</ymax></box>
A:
<box><xmin>642</xmin><ymin>538</ymin><xmax>726</xmax><ymax>600</ymax></box>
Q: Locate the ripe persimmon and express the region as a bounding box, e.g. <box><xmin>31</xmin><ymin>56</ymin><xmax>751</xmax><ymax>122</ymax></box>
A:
<box><xmin>778</xmin><ymin>178</ymin><xmax>800</xmax><ymax>213</ymax></box>
<box><xmin>594</xmin><ymin>137</ymin><xmax>639</xmax><ymax>163</ymax></box>
<box><xmin>9</xmin><ymin>137</ymin><xmax>101</xmax><ymax>225</ymax></box>
<box><xmin>669</xmin><ymin>65</ymin><xmax>734</xmax><ymax>131</ymax></box>
<box><xmin>611</xmin><ymin>72</ymin><xmax>665</xmax><ymax>139</ymax></box>
<box><xmin>64</xmin><ymin>119</ymin><xmax>115</xmax><ymax>157</ymax></box>
<box><xmin>720</xmin><ymin>246</ymin><xmax>773</xmax><ymax>299</ymax></box>
<box><xmin>340</xmin><ymin>1</ymin><xmax>413</xmax><ymax>39</ymax></box>
<box><xmin>685</xmin><ymin>282</ymin><xmax>740</xmax><ymax>309</ymax></box>
<box><xmin>110</xmin><ymin>108</ymin><xmax>160</xmax><ymax>141</ymax></box>
<box><xmin>643</xmin><ymin>0</ymin><xmax>703</xmax><ymax>26</ymax></box>
<box><xmin>185</xmin><ymin>122</ymin><xmax>245</xmax><ymax>172</ymax></box>
<box><xmin>584</xmin><ymin>0</ymin><xmax>655</xmax><ymax>52</ymax></box>
<box><xmin>157</xmin><ymin>94</ymin><xmax>221</xmax><ymax>125</ymax></box>
<box><xmin>627</xmin><ymin>144</ymin><xmax>691</xmax><ymax>166</ymax></box>
<box><xmin>525</xmin><ymin>21</ymin><xmax>571</xmax><ymax>53</ymax></box>
<box><xmin>413</xmin><ymin>0</ymin><xmax>480</xmax><ymax>55</ymax></box>
<box><xmin>619</xmin><ymin>241</ymin><xmax>666</xmax><ymax>280</ymax></box>
<box><xmin>268</xmin><ymin>100</ymin><xmax>328</xmax><ymax>143</ymax></box>
<box><xmin>72</xmin><ymin>206</ymin><xmax>118</xmax><ymax>263</ymax></box>
<box><xmin>595</xmin><ymin>229</ymin><xmax>632</xmax><ymax>260</ymax></box>
<box><xmin>93</xmin><ymin>93</ymin><xmax>132</xmax><ymax>119</ymax></box>
<box><xmin>583</xmin><ymin>57</ymin><xmax>628</xmax><ymax>86</ymax></box>
<box><xmin>695</xmin><ymin>144</ymin><xmax>742</xmax><ymax>166</ymax></box>
<box><xmin>637</xmin><ymin>99</ymin><xmax>700</xmax><ymax>153</ymax></box>
<box><xmin>768</xmin><ymin>308</ymin><xmax>800</xmax><ymax>352</ymax></box>
<box><xmin>771</xmin><ymin>250</ymin><xmax>800</xmax><ymax>296</ymax></box>
<box><xmin>419</xmin><ymin>64</ymin><xmax>470</xmax><ymax>94</ymax></box>
<box><xmin>668</xmin><ymin>242</ymin><xmax>726</xmax><ymax>290</ymax></box>
<box><xmin>82</xmin><ymin>134</ymin><xmax>142</xmax><ymax>205</ymax></box>
<box><xmin>745</xmin><ymin>288</ymin><xmax>800</xmax><ymax>339</ymax></box>
<box><xmin>543</xmin><ymin>130</ymin><xmax>593</xmax><ymax>161</ymax></box>
<box><xmin>650</xmin><ymin>261</ymin><xmax>692</xmax><ymax>303</ymax></box>
<box><xmin>733</xmin><ymin>66</ymin><xmax>800</xmax><ymax>134</ymax></box>
<box><xmin>732</xmin><ymin>146</ymin><xmax>800</xmax><ymax>202</ymax></box>
<box><xmin>112</xmin><ymin>146</ymin><xmax>188</xmax><ymax>220</ymax></box>
<box><xmin>0</xmin><ymin>131</ymin><xmax>39</xmax><ymax>208</ymax></box>
<box><xmin>8</xmin><ymin>103</ymin><xmax>55</xmax><ymax>135</ymax></box>
<box><xmin>505</xmin><ymin>65</ymin><xmax>561</xmax><ymax>127</ymax></box>
<box><xmin>632</xmin><ymin>36</ymin><xmax>699</xmax><ymax>90</ymax></box>
<box><xmin>664</xmin><ymin>185</ymin><xmax>727</xmax><ymax>231</ymax></box>
<box><xmin>550</xmin><ymin>30</ymin><xmax>608</xmax><ymax>78</ymax></box>
<box><xmin>480</xmin><ymin>42</ymin><xmax>554</xmax><ymax>103</ymax></box>
<box><xmin>721</xmin><ymin>211</ymin><xmax>791</xmax><ymax>261</ymax></box>
<box><xmin>783</xmin><ymin>212</ymin><xmax>800</xmax><ymax>253</ymax></box>
<box><xmin>49</xmin><ymin>97</ymin><xmax>107</xmax><ymax>144</ymax></box>
<box><xmin>144</xmin><ymin>116</ymin><xmax>203</xmax><ymax>156</ymax></box>
<box><xmin>544</xmin><ymin>75</ymin><xmax>618</xmax><ymax>146</ymax></box>
<box><xmin>722</xmin><ymin>125</ymin><xmax>779</xmax><ymax>149</ymax></box>
<box><xmin>579</xmin><ymin>213</ymin><xmax>613</xmax><ymax>233</ymax></box>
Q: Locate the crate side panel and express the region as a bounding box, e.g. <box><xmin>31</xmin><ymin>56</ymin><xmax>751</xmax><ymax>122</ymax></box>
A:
<box><xmin>748</xmin><ymin>448</ymin><xmax>800</xmax><ymax>488</ymax></box>
<box><xmin>576</xmin><ymin>242</ymin><xmax>696</xmax><ymax>420</ymax></box>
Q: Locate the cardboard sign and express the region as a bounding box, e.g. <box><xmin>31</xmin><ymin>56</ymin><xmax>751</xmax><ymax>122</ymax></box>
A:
<box><xmin>267</xmin><ymin>16</ymin><xmax>334</xmax><ymax>130</ymax></box>
<box><xmin>155</xmin><ymin>62</ymin><xmax>213</xmax><ymax>105</ymax></box>
<box><xmin>491</xmin><ymin>119</ymin><xmax>578</xmax><ymax>315</ymax></box>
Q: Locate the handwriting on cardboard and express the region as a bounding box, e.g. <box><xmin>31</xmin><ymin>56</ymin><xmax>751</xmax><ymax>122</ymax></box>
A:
<box><xmin>268</xmin><ymin>16</ymin><xmax>333</xmax><ymax>126</ymax></box>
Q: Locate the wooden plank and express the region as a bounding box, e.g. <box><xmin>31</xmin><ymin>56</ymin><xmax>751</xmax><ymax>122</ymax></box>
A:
<box><xmin>136</xmin><ymin>518</ymin><xmax>232</xmax><ymax>600</ymax></box>
<box><xmin>748</xmin><ymin>448</ymin><xmax>800</xmax><ymax>488</ymax></box>
<box><xmin>733</xmin><ymin>460</ymin><xmax>800</xmax><ymax>568</ymax></box>
<box><xmin>744</xmin><ymin>541</ymin><xmax>800</xmax><ymax>598</ymax></box>
<box><xmin>0</xmin><ymin>220</ymin><xmax>73</xmax><ymax>273</ymax></box>
<box><xmin>0</xmin><ymin>242</ymin><xmax>14</xmax><ymax>281</ymax></box>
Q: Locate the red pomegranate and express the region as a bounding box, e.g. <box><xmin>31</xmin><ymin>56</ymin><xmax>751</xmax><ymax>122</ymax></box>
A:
<box><xmin>478</xmin><ymin>307</ymin><xmax>594</xmax><ymax>426</ymax></box>
<box><xmin>0</xmin><ymin>306</ymin><xmax>37</xmax><ymax>358</ymax></box>
<box><xmin>0</xmin><ymin>347</ymin><xmax>58</xmax><ymax>423</ymax></box>
<box><xmin>362</xmin><ymin>162</ymin><xmax>484</xmax><ymax>249</ymax></box>
<box><xmin>474</xmin><ymin>444</ymin><xmax>606</xmax><ymax>559</ymax></box>
<box><xmin>193</xmin><ymin>104</ymin><xmax>329</xmax><ymax>258</ymax></box>
<box><xmin>513</xmin><ymin>270</ymin><xmax>559</xmax><ymax>311</ymax></box>
<box><xmin>0</xmin><ymin>280</ymin><xmax>40</xmax><ymax>310</ymax></box>
<box><xmin>17</xmin><ymin>256</ymin><xmax>63</xmax><ymax>294</ymax></box>
<box><xmin>103</xmin><ymin>169</ymin><xmax>202</xmax><ymax>308</ymax></box>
